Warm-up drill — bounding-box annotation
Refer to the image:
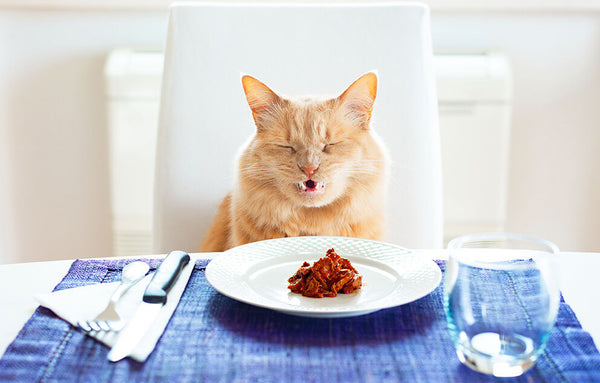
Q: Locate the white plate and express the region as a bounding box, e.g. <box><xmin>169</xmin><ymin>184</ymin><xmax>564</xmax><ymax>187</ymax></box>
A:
<box><xmin>206</xmin><ymin>236</ymin><xmax>442</xmax><ymax>318</ymax></box>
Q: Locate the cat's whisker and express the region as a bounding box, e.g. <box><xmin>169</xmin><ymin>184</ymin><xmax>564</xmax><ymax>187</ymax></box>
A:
<box><xmin>238</xmin><ymin>165</ymin><xmax>265</xmax><ymax>173</ymax></box>
<box><xmin>349</xmin><ymin>179</ymin><xmax>377</xmax><ymax>196</ymax></box>
<box><xmin>242</xmin><ymin>180</ymin><xmax>280</xmax><ymax>195</ymax></box>
<box><xmin>348</xmin><ymin>163</ymin><xmax>385</xmax><ymax>171</ymax></box>
<box><xmin>340</xmin><ymin>168</ymin><xmax>382</xmax><ymax>177</ymax></box>
<box><xmin>239</xmin><ymin>167</ymin><xmax>276</xmax><ymax>178</ymax></box>
<box><xmin>353</xmin><ymin>159</ymin><xmax>387</xmax><ymax>163</ymax></box>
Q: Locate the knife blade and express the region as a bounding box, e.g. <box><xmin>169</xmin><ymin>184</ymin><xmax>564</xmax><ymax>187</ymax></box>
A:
<box><xmin>107</xmin><ymin>250</ymin><xmax>190</xmax><ymax>362</ymax></box>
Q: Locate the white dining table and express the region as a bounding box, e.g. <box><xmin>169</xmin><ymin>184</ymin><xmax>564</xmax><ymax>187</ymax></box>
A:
<box><xmin>1</xmin><ymin>250</ymin><xmax>598</xmax><ymax>359</ymax></box>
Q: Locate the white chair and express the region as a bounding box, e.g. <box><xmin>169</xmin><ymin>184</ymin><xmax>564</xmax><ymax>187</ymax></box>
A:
<box><xmin>154</xmin><ymin>2</ymin><xmax>442</xmax><ymax>253</ymax></box>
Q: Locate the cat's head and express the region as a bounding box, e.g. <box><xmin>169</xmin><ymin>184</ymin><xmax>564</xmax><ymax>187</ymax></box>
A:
<box><xmin>239</xmin><ymin>72</ymin><xmax>384</xmax><ymax>208</ymax></box>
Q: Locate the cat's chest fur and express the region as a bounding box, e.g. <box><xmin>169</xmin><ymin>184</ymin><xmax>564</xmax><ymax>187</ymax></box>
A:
<box><xmin>233</xmin><ymin>183</ymin><xmax>384</xmax><ymax>239</ymax></box>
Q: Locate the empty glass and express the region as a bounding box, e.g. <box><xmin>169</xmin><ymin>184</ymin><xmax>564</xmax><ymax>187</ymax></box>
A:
<box><xmin>444</xmin><ymin>233</ymin><xmax>560</xmax><ymax>377</ymax></box>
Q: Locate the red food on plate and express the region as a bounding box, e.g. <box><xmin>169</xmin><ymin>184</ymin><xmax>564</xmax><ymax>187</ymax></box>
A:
<box><xmin>287</xmin><ymin>248</ymin><xmax>362</xmax><ymax>298</ymax></box>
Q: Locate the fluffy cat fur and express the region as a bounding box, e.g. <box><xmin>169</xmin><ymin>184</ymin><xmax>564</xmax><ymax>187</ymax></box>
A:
<box><xmin>200</xmin><ymin>72</ymin><xmax>387</xmax><ymax>252</ymax></box>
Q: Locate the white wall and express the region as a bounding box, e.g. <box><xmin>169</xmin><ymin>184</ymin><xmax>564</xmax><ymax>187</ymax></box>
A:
<box><xmin>0</xmin><ymin>10</ymin><xmax>168</xmax><ymax>263</ymax></box>
<box><xmin>1</xmin><ymin>7</ymin><xmax>599</xmax><ymax>263</ymax></box>
<box><xmin>431</xmin><ymin>11</ymin><xmax>600</xmax><ymax>251</ymax></box>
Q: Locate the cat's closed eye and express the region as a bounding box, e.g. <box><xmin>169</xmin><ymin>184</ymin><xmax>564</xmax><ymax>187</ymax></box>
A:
<box><xmin>323</xmin><ymin>142</ymin><xmax>341</xmax><ymax>152</ymax></box>
<box><xmin>278</xmin><ymin>145</ymin><xmax>296</xmax><ymax>153</ymax></box>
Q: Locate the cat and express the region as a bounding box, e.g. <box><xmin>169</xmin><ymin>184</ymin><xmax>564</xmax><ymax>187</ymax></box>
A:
<box><xmin>200</xmin><ymin>72</ymin><xmax>388</xmax><ymax>252</ymax></box>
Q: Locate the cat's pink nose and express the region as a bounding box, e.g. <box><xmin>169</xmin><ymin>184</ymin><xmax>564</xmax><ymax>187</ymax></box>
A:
<box><xmin>300</xmin><ymin>164</ymin><xmax>319</xmax><ymax>179</ymax></box>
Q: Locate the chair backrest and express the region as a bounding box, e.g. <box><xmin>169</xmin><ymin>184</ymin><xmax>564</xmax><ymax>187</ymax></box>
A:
<box><xmin>154</xmin><ymin>2</ymin><xmax>442</xmax><ymax>253</ymax></box>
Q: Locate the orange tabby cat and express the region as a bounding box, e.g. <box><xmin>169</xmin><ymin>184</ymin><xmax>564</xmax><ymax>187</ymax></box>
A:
<box><xmin>200</xmin><ymin>72</ymin><xmax>387</xmax><ymax>252</ymax></box>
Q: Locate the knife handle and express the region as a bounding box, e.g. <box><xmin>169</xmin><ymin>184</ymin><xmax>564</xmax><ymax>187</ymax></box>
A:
<box><xmin>143</xmin><ymin>250</ymin><xmax>190</xmax><ymax>304</ymax></box>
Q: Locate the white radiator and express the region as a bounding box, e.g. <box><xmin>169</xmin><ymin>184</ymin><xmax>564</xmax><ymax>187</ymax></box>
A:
<box><xmin>435</xmin><ymin>52</ymin><xmax>512</xmax><ymax>243</ymax></box>
<box><xmin>104</xmin><ymin>48</ymin><xmax>163</xmax><ymax>256</ymax></box>
<box><xmin>104</xmin><ymin>49</ymin><xmax>512</xmax><ymax>254</ymax></box>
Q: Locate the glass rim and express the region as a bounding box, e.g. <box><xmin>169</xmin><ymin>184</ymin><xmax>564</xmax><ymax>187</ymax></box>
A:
<box><xmin>447</xmin><ymin>233</ymin><xmax>560</xmax><ymax>254</ymax></box>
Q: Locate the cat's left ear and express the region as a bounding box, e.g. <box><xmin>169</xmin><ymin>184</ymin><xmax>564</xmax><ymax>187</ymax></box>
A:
<box><xmin>337</xmin><ymin>72</ymin><xmax>378</xmax><ymax>129</ymax></box>
<box><xmin>241</xmin><ymin>75</ymin><xmax>281</xmax><ymax>128</ymax></box>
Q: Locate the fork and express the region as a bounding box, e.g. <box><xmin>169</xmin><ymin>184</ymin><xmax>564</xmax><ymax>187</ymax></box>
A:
<box><xmin>77</xmin><ymin>261</ymin><xmax>150</xmax><ymax>332</ymax></box>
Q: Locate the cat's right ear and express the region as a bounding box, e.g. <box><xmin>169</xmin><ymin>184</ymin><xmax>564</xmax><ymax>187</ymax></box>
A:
<box><xmin>241</xmin><ymin>75</ymin><xmax>281</xmax><ymax>127</ymax></box>
<box><xmin>337</xmin><ymin>72</ymin><xmax>378</xmax><ymax>129</ymax></box>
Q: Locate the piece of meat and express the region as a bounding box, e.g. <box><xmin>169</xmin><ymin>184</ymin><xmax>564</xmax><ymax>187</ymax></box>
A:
<box><xmin>287</xmin><ymin>248</ymin><xmax>362</xmax><ymax>298</ymax></box>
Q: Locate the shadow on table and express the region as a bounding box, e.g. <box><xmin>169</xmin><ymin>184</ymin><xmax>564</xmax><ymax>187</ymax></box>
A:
<box><xmin>205</xmin><ymin>290</ymin><xmax>441</xmax><ymax>347</ymax></box>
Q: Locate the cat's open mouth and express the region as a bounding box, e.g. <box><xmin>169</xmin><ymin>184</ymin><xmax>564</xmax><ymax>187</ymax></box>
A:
<box><xmin>296</xmin><ymin>180</ymin><xmax>326</xmax><ymax>194</ymax></box>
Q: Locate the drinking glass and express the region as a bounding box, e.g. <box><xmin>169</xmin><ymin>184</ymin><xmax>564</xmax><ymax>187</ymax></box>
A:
<box><xmin>444</xmin><ymin>233</ymin><xmax>560</xmax><ymax>377</ymax></box>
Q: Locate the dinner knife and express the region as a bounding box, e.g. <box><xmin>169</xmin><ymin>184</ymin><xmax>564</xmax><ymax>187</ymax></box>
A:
<box><xmin>107</xmin><ymin>250</ymin><xmax>190</xmax><ymax>362</ymax></box>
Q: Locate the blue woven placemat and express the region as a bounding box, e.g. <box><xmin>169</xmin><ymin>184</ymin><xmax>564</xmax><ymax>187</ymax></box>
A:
<box><xmin>1</xmin><ymin>258</ymin><xmax>599</xmax><ymax>382</ymax></box>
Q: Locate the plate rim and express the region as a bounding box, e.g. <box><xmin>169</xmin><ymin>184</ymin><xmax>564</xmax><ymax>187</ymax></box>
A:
<box><xmin>206</xmin><ymin>236</ymin><xmax>441</xmax><ymax>317</ymax></box>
